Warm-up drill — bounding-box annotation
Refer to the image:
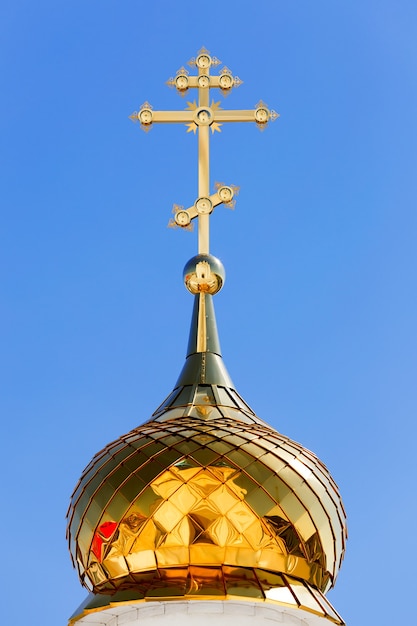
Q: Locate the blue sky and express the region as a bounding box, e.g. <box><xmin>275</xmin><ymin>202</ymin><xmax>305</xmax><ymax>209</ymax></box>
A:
<box><xmin>1</xmin><ymin>2</ymin><xmax>416</xmax><ymax>625</ymax></box>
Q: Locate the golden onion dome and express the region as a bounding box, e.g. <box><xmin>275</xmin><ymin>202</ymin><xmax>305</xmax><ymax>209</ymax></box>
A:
<box><xmin>67</xmin><ymin>255</ymin><xmax>347</xmax><ymax>625</ymax></box>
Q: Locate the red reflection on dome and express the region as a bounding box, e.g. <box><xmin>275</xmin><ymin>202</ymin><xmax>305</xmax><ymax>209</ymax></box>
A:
<box><xmin>91</xmin><ymin>521</ymin><xmax>118</xmax><ymax>561</ymax></box>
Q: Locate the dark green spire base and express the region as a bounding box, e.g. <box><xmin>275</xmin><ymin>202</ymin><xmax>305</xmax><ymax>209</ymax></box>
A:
<box><xmin>149</xmin><ymin>293</ymin><xmax>267</xmax><ymax>426</ymax></box>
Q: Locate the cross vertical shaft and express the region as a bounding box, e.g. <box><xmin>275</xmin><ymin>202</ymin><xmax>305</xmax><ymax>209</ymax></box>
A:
<box><xmin>198</xmin><ymin>63</ymin><xmax>210</xmax><ymax>254</ymax></box>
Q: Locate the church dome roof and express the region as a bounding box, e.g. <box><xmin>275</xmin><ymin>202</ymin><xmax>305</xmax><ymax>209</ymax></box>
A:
<box><xmin>67</xmin><ymin>256</ymin><xmax>346</xmax><ymax>624</ymax></box>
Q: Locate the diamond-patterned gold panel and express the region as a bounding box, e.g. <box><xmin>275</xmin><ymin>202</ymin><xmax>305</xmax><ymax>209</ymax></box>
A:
<box><xmin>67</xmin><ymin>396</ymin><xmax>346</xmax><ymax>597</ymax></box>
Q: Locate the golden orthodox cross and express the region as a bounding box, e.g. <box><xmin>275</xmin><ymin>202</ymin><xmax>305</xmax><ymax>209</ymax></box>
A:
<box><xmin>130</xmin><ymin>47</ymin><xmax>278</xmax><ymax>255</ymax></box>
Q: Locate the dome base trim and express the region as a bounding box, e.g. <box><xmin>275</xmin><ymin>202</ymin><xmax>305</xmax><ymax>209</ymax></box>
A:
<box><xmin>69</xmin><ymin>598</ymin><xmax>344</xmax><ymax>626</ymax></box>
<box><xmin>69</xmin><ymin>572</ymin><xmax>344</xmax><ymax>626</ymax></box>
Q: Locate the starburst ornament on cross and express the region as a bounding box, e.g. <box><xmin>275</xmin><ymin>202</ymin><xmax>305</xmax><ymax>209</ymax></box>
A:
<box><xmin>130</xmin><ymin>47</ymin><xmax>279</xmax><ymax>255</ymax></box>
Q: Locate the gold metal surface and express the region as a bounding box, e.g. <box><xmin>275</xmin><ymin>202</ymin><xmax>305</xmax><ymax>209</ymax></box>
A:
<box><xmin>133</xmin><ymin>50</ymin><xmax>276</xmax><ymax>355</ymax></box>
<box><xmin>131</xmin><ymin>48</ymin><xmax>278</xmax><ymax>256</ymax></box>
<box><xmin>197</xmin><ymin>293</ymin><xmax>207</xmax><ymax>351</ymax></box>
<box><xmin>67</xmin><ymin>406</ymin><xmax>346</xmax><ymax>596</ymax></box>
<box><xmin>168</xmin><ymin>186</ymin><xmax>237</xmax><ymax>229</ymax></box>
<box><xmin>68</xmin><ymin>568</ymin><xmax>344</xmax><ymax>625</ymax></box>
